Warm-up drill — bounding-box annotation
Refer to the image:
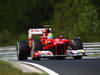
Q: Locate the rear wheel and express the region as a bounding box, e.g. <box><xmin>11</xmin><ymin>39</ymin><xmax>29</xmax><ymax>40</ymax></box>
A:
<box><xmin>17</xmin><ymin>41</ymin><xmax>30</xmax><ymax>60</ymax></box>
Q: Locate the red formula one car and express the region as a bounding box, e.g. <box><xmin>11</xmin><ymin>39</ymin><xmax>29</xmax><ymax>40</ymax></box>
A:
<box><xmin>17</xmin><ymin>28</ymin><xmax>85</xmax><ymax>60</ymax></box>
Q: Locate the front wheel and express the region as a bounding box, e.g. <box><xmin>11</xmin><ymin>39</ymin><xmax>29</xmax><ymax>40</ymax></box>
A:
<box><xmin>72</xmin><ymin>37</ymin><xmax>83</xmax><ymax>50</ymax></box>
<box><xmin>17</xmin><ymin>41</ymin><xmax>30</xmax><ymax>60</ymax></box>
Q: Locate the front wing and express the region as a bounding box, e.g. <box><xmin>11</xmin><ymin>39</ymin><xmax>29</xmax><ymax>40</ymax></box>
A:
<box><xmin>33</xmin><ymin>49</ymin><xmax>85</xmax><ymax>58</ymax></box>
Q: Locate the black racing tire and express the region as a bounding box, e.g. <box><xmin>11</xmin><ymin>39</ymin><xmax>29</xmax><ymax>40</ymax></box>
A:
<box><xmin>73</xmin><ymin>56</ymin><xmax>82</xmax><ymax>59</ymax></box>
<box><xmin>17</xmin><ymin>40</ymin><xmax>30</xmax><ymax>61</ymax></box>
<box><xmin>31</xmin><ymin>40</ymin><xmax>42</xmax><ymax>60</ymax></box>
<box><xmin>72</xmin><ymin>38</ymin><xmax>83</xmax><ymax>50</ymax></box>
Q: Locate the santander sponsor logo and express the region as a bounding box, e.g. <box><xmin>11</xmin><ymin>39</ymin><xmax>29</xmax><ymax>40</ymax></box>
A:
<box><xmin>31</xmin><ymin>29</ymin><xmax>46</xmax><ymax>32</ymax></box>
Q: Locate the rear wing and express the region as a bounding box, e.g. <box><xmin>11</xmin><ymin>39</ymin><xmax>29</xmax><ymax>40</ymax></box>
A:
<box><xmin>28</xmin><ymin>28</ymin><xmax>47</xmax><ymax>39</ymax></box>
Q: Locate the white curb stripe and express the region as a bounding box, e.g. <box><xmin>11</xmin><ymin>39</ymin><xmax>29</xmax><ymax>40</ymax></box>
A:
<box><xmin>22</xmin><ymin>62</ymin><xmax>59</xmax><ymax>75</ymax></box>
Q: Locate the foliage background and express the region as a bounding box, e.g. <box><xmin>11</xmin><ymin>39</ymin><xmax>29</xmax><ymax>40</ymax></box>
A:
<box><xmin>0</xmin><ymin>0</ymin><xmax>100</xmax><ymax>46</ymax></box>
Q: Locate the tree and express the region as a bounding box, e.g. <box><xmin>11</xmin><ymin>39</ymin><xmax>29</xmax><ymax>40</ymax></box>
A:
<box><xmin>53</xmin><ymin>0</ymin><xmax>100</xmax><ymax>42</ymax></box>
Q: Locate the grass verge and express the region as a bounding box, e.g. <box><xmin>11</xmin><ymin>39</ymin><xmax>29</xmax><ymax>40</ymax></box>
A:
<box><xmin>0</xmin><ymin>61</ymin><xmax>47</xmax><ymax>75</ymax></box>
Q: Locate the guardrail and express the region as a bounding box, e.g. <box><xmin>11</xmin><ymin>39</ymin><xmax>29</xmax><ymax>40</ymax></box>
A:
<box><xmin>0</xmin><ymin>43</ymin><xmax>100</xmax><ymax>56</ymax></box>
<box><xmin>83</xmin><ymin>43</ymin><xmax>100</xmax><ymax>55</ymax></box>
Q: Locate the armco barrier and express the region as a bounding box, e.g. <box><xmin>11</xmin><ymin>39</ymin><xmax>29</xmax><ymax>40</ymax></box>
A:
<box><xmin>0</xmin><ymin>43</ymin><xmax>100</xmax><ymax>56</ymax></box>
<box><xmin>83</xmin><ymin>43</ymin><xmax>100</xmax><ymax>55</ymax></box>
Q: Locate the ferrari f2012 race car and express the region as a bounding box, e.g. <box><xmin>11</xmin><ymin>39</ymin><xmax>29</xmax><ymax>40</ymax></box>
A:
<box><xmin>17</xmin><ymin>28</ymin><xmax>85</xmax><ymax>60</ymax></box>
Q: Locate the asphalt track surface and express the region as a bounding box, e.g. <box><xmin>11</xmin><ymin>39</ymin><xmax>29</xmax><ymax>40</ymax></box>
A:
<box><xmin>26</xmin><ymin>58</ymin><xmax>100</xmax><ymax>75</ymax></box>
<box><xmin>0</xmin><ymin>46</ymin><xmax>100</xmax><ymax>75</ymax></box>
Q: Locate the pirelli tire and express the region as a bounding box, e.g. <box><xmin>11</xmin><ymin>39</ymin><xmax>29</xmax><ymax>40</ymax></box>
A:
<box><xmin>17</xmin><ymin>41</ymin><xmax>30</xmax><ymax>61</ymax></box>
<box><xmin>72</xmin><ymin>37</ymin><xmax>83</xmax><ymax>50</ymax></box>
<box><xmin>72</xmin><ymin>38</ymin><xmax>83</xmax><ymax>59</ymax></box>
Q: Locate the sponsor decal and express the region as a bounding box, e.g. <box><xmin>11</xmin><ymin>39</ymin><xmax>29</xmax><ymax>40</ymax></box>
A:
<box><xmin>38</xmin><ymin>51</ymin><xmax>53</xmax><ymax>56</ymax></box>
<box><xmin>31</xmin><ymin>29</ymin><xmax>46</xmax><ymax>32</ymax></box>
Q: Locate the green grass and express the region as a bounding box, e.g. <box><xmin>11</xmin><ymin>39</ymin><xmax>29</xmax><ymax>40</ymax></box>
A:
<box><xmin>0</xmin><ymin>61</ymin><xmax>47</xmax><ymax>75</ymax></box>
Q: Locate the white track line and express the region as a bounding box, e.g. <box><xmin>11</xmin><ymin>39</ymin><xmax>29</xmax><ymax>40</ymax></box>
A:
<box><xmin>22</xmin><ymin>62</ymin><xmax>59</xmax><ymax>75</ymax></box>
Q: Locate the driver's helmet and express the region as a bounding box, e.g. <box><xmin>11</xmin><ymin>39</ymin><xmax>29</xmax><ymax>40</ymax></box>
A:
<box><xmin>47</xmin><ymin>33</ymin><xmax>54</xmax><ymax>39</ymax></box>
